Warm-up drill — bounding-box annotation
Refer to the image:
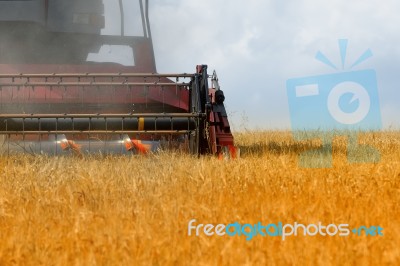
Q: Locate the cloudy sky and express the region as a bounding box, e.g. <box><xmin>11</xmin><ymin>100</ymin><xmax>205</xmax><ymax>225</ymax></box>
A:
<box><xmin>149</xmin><ymin>0</ymin><xmax>400</xmax><ymax>130</ymax></box>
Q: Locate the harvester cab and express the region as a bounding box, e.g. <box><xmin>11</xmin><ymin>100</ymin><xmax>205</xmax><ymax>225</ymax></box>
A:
<box><xmin>0</xmin><ymin>0</ymin><xmax>237</xmax><ymax>158</ymax></box>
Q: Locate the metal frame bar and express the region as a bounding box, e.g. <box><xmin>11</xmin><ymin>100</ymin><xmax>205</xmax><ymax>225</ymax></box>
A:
<box><xmin>0</xmin><ymin>73</ymin><xmax>198</xmax><ymax>78</ymax></box>
<box><xmin>0</xmin><ymin>82</ymin><xmax>190</xmax><ymax>87</ymax></box>
<box><xmin>1</xmin><ymin>130</ymin><xmax>192</xmax><ymax>135</ymax></box>
<box><xmin>0</xmin><ymin>73</ymin><xmax>195</xmax><ymax>88</ymax></box>
<box><xmin>0</xmin><ymin>113</ymin><xmax>203</xmax><ymax>119</ymax></box>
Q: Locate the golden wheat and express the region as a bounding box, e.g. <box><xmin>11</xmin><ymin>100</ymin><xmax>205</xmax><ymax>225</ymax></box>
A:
<box><xmin>0</xmin><ymin>131</ymin><xmax>399</xmax><ymax>265</ymax></box>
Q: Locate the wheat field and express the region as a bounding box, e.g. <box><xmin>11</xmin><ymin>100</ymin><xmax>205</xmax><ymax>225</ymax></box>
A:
<box><xmin>0</xmin><ymin>131</ymin><xmax>399</xmax><ymax>265</ymax></box>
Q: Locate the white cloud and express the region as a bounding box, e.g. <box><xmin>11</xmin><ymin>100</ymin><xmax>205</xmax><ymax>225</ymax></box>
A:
<box><xmin>149</xmin><ymin>0</ymin><xmax>400</xmax><ymax>129</ymax></box>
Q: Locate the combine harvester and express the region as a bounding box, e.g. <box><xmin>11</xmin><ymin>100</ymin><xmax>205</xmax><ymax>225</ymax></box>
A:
<box><xmin>0</xmin><ymin>0</ymin><xmax>237</xmax><ymax>157</ymax></box>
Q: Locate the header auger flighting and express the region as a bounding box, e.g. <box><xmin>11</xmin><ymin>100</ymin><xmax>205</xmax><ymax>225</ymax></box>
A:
<box><xmin>0</xmin><ymin>0</ymin><xmax>237</xmax><ymax>157</ymax></box>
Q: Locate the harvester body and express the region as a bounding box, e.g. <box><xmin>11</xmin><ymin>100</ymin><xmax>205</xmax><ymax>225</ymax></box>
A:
<box><xmin>0</xmin><ymin>0</ymin><xmax>236</xmax><ymax>157</ymax></box>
